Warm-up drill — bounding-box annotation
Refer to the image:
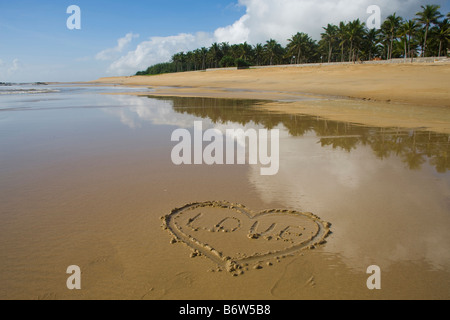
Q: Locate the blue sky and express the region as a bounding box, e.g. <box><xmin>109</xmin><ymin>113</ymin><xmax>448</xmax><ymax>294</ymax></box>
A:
<box><xmin>0</xmin><ymin>0</ymin><xmax>243</xmax><ymax>82</ymax></box>
<box><xmin>0</xmin><ymin>0</ymin><xmax>448</xmax><ymax>82</ymax></box>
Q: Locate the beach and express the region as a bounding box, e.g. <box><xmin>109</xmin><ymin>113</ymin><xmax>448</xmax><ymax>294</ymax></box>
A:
<box><xmin>1</xmin><ymin>63</ymin><xmax>450</xmax><ymax>300</ymax></box>
<box><xmin>97</xmin><ymin>62</ymin><xmax>450</xmax><ymax>133</ymax></box>
<box><xmin>3</xmin><ymin>0</ymin><xmax>450</xmax><ymax>304</ymax></box>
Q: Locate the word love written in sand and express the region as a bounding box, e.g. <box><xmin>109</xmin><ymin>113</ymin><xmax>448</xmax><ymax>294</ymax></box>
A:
<box><xmin>162</xmin><ymin>201</ymin><xmax>331</xmax><ymax>275</ymax></box>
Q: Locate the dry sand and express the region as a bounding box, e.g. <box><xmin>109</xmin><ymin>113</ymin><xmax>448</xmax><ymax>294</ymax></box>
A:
<box><xmin>95</xmin><ymin>62</ymin><xmax>450</xmax><ymax>133</ymax></box>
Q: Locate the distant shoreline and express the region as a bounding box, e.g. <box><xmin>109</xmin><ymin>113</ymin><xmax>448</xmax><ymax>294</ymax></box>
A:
<box><xmin>90</xmin><ymin>61</ymin><xmax>450</xmax><ymax>133</ymax></box>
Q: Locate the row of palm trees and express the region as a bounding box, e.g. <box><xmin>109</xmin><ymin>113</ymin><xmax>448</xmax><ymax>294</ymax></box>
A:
<box><xmin>136</xmin><ymin>5</ymin><xmax>449</xmax><ymax>75</ymax></box>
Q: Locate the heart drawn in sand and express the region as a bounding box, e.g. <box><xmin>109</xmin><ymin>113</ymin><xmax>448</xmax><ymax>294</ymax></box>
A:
<box><xmin>162</xmin><ymin>201</ymin><xmax>331</xmax><ymax>274</ymax></box>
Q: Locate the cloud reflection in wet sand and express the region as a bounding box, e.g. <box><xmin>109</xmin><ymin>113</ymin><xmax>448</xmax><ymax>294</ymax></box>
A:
<box><xmin>105</xmin><ymin>94</ymin><xmax>450</xmax><ymax>272</ymax></box>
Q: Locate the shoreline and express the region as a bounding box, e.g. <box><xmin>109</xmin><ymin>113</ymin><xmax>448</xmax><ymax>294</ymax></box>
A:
<box><xmin>91</xmin><ymin>62</ymin><xmax>450</xmax><ymax>133</ymax></box>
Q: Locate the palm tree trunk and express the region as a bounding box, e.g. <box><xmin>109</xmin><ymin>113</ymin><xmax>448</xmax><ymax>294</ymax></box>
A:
<box><xmin>349</xmin><ymin>42</ymin><xmax>353</xmax><ymax>62</ymax></box>
<box><xmin>438</xmin><ymin>40</ymin><xmax>442</xmax><ymax>57</ymax></box>
<box><xmin>390</xmin><ymin>36</ymin><xmax>394</xmax><ymax>60</ymax></box>
<box><xmin>404</xmin><ymin>38</ymin><xmax>407</xmax><ymax>62</ymax></box>
<box><xmin>328</xmin><ymin>41</ymin><xmax>332</xmax><ymax>63</ymax></box>
<box><xmin>423</xmin><ymin>24</ymin><xmax>429</xmax><ymax>57</ymax></box>
<box><xmin>408</xmin><ymin>34</ymin><xmax>412</xmax><ymax>62</ymax></box>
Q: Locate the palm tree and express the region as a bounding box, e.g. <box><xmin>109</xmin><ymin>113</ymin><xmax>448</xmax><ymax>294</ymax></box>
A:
<box><xmin>337</xmin><ymin>22</ymin><xmax>348</xmax><ymax>62</ymax></box>
<box><xmin>381</xmin><ymin>14</ymin><xmax>403</xmax><ymax>60</ymax></box>
<box><xmin>172</xmin><ymin>52</ymin><xmax>185</xmax><ymax>72</ymax></box>
<box><xmin>192</xmin><ymin>49</ymin><xmax>201</xmax><ymax>70</ymax></box>
<box><xmin>264</xmin><ymin>39</ymin><xmax>283</xmax><ymax>65</ymax></box>
<box><xmin>347</xmin><ymin>19</ymin><xmax>366</xmax><ymax>62</ymax></box>
<box><xmin>220</xmin><ymin>42</ymin><xmax>231</xmax><ymax>57</ymax></box>
<box><xmin>199</xmin><ymin>47</ymin><xmax>208</xmax><ymax>70</ymax></box>
<box><xmin>208</xmin><ymin>43</ymin><xmax>221</xmax><ymax>68</ymax></box>
<box><xmin>416</xmin><ymin>5</ymin><xmax>443</xmax><ymax>57</ymax></box>
<box><xmin>321</xmin><ymin>24</ymin><xmax>338</xmax><ymax>63</ymax></box>
<box><xmin>186</xmin><ymin>51</ymin><xmax>195</xmax><ymax>71</ymax></box>
<box><xmin>254</xmin><ymin>44</ymin><xmax>264</xmax><ymax>66</ymax></box>
<box><xmin>287</xmin><ymin>32</ymin><xmax>314</xmax><ymax>64</ymax></box>
<box><xmin>237</xmin><ymin>42</ymin><xmax>254</xmax><ymax>61</ymax></box>
<box><xmin>230</xmin><ymin>44</ymin><xmax>244</xmax><ymax>60</ymax></box>
<box><xmin>432</xmin><ymin>19</ymin><xmax>449</xmax><ymax>57</ymax></box>
<box><xmin>400</xmin><ymin>20</ymin><xmax>420</xmax><ymax>61</ymax></box>
<box><xmin>363</xmin><ymin>27</ymin><xmax>379</xmax><ymax>61</ymax></box>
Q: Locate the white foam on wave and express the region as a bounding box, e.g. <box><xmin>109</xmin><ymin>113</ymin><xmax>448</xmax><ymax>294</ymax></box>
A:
<box><xmin>0</xmin><ymin>89</ymin><xmax>60</xmax><ymax>95</ymax></box>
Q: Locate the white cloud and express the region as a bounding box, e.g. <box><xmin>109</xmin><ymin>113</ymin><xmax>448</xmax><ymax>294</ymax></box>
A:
<box><xmin>215</xmin><ymin>0</ymin><xmax>446</xmax><ymax>44</ymax></box>
<box><xmin>105</xmin><ymin>0</ymin><xmax>446</xmax><ymax>75</ymax></box>
<box><xmin>96</xmin><ymin>33</ymin><xmax>139</xmax><ymax>61</ymax></box>
<box><xmin>214</xmin><ymin>14</ymin><xmax>250</xmax><ymax>44</ymax></box>
<box><xmin>106</xmin><ymin>32</ymin><xmax>213</xmax><ymax>76</ymax></box>
<box><xmin>248</xmin><ymin>126</ymin><xmax>450</xmax><ymax>270</ymax></box>
<box><xmin>8</xmin><ymin>58</ymin><xmax>20</xmax><ymax>74</ymax></box>
<box><xmin>0</xmin><ymin>58</ymin><xmax>21</xmax><ymax>81</ymax></box>
<box><xmin>104</xmin><ymin>95</ymin><xmax>212</xmax><ymax>129</ymax></box>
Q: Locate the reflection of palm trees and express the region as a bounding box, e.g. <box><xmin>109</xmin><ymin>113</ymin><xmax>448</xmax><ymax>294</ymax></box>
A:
<box><xmin>320</xmin><ymin>137</ymin><xmax>359</xmax><ymax>152</ymax></box>
<box><xmin>403</xmin><ymin>151</ymin><xmax>426</xmax><ymax>170</ymax></box>
<box><xmin>371</xmin><ymin>130</ymin><xmax>391</xmax><ymax>159</ymax></box>
<box><xmin>430</xmin><ymin>151</ymin><xmax>449</xmax><ymax>173</ymax></box>
<box><xmin>156</xmin><ymin>96</ymin><xmax>450</xmax><ymax>173</ymax></box>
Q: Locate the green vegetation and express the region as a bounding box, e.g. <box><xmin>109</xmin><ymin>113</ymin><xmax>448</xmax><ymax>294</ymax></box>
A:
<box><xmin>235</xmin><ymin>58</ymin><xmax>252</xmax><ymax>69</ymax></box>
<box><xmin>136</xmin><ymin>4</ymin><xmax>449</xmax><ymax>76</ymax></box>
<box><xmin>136</xmin><ymin>62</ymin><xmax>176</xmax><ymax>76</ymax></box>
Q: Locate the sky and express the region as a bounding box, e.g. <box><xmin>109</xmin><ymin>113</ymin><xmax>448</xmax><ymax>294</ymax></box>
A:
<box><xmin>0</xmin><ymin>0</ymin><xmax>449</xmax><ymax>82</ymax></box>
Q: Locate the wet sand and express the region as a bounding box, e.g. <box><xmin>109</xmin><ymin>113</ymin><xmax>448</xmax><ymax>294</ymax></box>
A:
<box><xmin>1</xmin><ymin>81</ymin><xmax>450</xmax><ymax>300</ymax></box>
<box><xmin>96</xmin><ymin>62</ymin><xmax>450</xmax><ymax>133</ymax></box>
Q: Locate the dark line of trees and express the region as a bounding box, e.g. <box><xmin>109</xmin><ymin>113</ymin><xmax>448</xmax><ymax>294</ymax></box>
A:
<box><xmin>136</xmin><ymin>5</ymin><xmax>449</xmax><ymax>76</ymax></box>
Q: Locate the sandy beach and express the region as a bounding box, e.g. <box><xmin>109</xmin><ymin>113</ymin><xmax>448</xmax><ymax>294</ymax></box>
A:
<box><xmin>1</xmin><ymin>64</ymin><xmax>450</xmax><ymax>300</ymax></box>
<box><xmin>3</xmin><ymin>0</ymin><xmax>450</xmax><ymax>304</ymax></box>
<box><xmin>1</xmin><ymin>83</ymin><xmax>450</xmax><ymax>300</ymax></box>
<box><xmin>96</xmin><ymin>62</ymin><xmax>450</xmax><ymax>133</ymax></box>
